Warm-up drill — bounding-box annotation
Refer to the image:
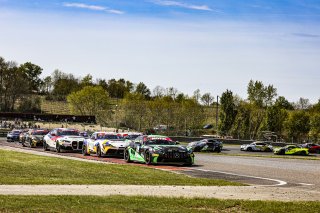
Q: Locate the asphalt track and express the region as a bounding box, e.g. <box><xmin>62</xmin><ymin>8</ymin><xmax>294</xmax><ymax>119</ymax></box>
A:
<box><xmin>1</xmin><ymin>139</ymin><xmax>319</xmax><ymax>193</ymax></box>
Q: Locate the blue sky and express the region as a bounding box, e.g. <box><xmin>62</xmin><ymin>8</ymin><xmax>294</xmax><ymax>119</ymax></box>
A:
<box><xmin>0</xmin><ymin>0</ymin><xmax>320</xmax><ymax>102</ymax></box>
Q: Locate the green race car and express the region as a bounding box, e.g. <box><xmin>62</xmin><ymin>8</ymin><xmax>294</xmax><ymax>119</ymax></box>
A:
<box><xmin>124</xmin><ymin>135</ymin><xmax>194</xmax><ymax>166</ymax></box>
<box><xmin>274</xmin><ymin>145</ymin><xmax>309</xmax><ymax>156</ymax></box>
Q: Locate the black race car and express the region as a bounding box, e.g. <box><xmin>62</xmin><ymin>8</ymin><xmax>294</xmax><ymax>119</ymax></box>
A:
<box><xmin>124</xmin><ymin>135</ymin><xmax>194</xmax><ymax>166</ymax></box>
<box><xmin>187</xmin><ymin>138</ymin><xmax>223</xmax><ymax>152</ymax></box>
<box><xmin>22</xmin><ymin>129</ymin><xmax>49</xmax><ymax>148</ymax></box>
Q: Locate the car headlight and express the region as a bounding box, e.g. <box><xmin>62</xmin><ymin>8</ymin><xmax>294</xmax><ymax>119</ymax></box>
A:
<box><xmin>187</xmin><ymin>148</ymin><xmax>193</xmax><ymax>154</ymax></box>
<box><xmin>103</xmin><ymin>143</ymin><xmax>114</xmax><ymax>148</ymax></box>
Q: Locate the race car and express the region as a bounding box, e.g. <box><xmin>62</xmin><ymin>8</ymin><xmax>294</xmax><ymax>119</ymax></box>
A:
<box><xmin>300</xmin><ymin>143</ymin><xmax>320</xmax><ymax>154</ymax></box>
<box><xmin>119</xmin><ymin>132</ymin><xmax>143</xmax><ymax>141</ymax></box>
<box><xmin>240</xmin><ymin>142</ymin><xmax>273</xmax><ymax>152</ymax></box>
<box><xmin>19</xmin><ymin>130</ymin><xmax>29</xmax><ymax>143</ymax></box>
<box><xmin>22</xmin><ymin>129</ymin><xmax>49</xmax><ymax>148</ymax></box>
<box><xmin>187</xmin><ymin>138</ymin><xmax>223</xmax><ymax>152</ymax></box>
<box><xmin>82</xmin><ymin>132</ymin><xmax>125</xmax><ymax>157</ymax></box>
<box><xmin>124</xmin><ymin>135</ymin><xmax>194</xmax><ymax>166</ymax></box>
<box><xmin>7</xmin><ymin>130</ymin><xmax>22</xmax><ymax>142</ymax></box>
<box><xmin>43</xmin><ymin>128</ymin><xmax>84</xmax><ymax>152</ymax></box>
<box><xmin>274</xmin><ymin>145</ymin><xmax>309</xmax><ymax>155</ymax></box>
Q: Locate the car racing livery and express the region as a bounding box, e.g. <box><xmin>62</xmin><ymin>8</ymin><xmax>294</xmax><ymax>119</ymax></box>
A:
<box><xmin>7</xmin><ymin>130</ymin><xmax>22</xmax><ymax>142</ymax></box>
<box><xmin>22</xmin><ymin>129</ymin><xmax>49</xmax><ymax>148</ymax></box>
<box><xmin>274</xmin><ymin>145</ymin><xmax>309</xmax><ymax>155</ymax></box>
<box><xmin>82</xmin><ymin>132</ymin><xmax>125</xmax><ymax>157</ymax></box>
<box><xmin>187</xmin><ymin>138</ymin><xmax>223</xmax><ymax>152</ymax></box>
<box><xmin>240</xmin><ymin>142</ymin><xmax>273</xmax><ymax>152</ymax></box>
<box><xmin>43</xmin><ymin>128</ymin><xmax>84</xmax><ymax>152</ymax></box>
<box><xmin>124</xmin><ymin>135</ymin><xmax>194</xmax><ymax>166</ymax></box>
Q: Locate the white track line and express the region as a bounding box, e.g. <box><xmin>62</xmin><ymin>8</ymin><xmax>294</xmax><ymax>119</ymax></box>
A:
<box><xmin>192</xmin><ymin>168</ymin><xmax>287</xmax><ymax>187</ymax></box>
<box><xmin>298</xmin><ymin>183</ymin><xmax>314</xmax><ymax>186</ymax></box>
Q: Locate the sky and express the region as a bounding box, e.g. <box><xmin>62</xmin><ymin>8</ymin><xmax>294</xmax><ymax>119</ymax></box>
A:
<box><xmin>0</xmin><ymin>0</ymin><xmax>320</xmax><ymax>103</ymax></box>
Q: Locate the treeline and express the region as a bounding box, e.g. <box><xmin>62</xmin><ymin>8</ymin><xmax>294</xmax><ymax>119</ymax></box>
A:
<box><xmin>0</xmin><ymin>56</ymin><xmax>319</xmax><ymax>142</ymax></box>
<box><xmin>219</xmin><ymin>81</ymin><xmax>320</xmax><ymax>143</ymax></box>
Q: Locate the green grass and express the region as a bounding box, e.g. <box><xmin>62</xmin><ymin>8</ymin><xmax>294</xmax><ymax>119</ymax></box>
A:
<box><xmin>0</xmin><ymin>195</ymin><xmax>319</xmax><ymax>213</ymax></box>
<box><xmin>0</xmin><ymin>149</ymin><xmax>241</xmax><ymax>186</ymax></box>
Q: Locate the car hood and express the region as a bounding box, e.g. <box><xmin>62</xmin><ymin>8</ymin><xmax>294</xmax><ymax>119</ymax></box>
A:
<box><xmin>149</xmin><ymin>145</ymin><xmax>188</xmax><ymax>152</ymax></box>
<box><xmin>32</xmin><ymin>135</ymin><xmax>44</xmax><ymax>140</ymax></box>
<box><xmin>61</xmin><ymin>136</ymin><xmax>84</xmax><ymax>141</ymax></box>
<box><xmin>106</xmin><ymin>140</ymin><xmax>126</xmax><ymax>148</ymax></box>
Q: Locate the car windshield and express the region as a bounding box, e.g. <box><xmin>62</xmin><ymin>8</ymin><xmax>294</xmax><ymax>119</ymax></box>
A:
<box><xmin>125</xmin><ymin>135</ymin><xmax>141</xmax><ymax>140</ymax></box>
<box><xmin>32</xmin><ymin>131</ymin><xmax>48</xmax><ymax>136</ymax></box>
<box><xmin>97</xmin><ymin>134</ymin><xmax>122</xmax><ymax>140</ymax></box>
<box><xmin>12</xmin><ymin>131</ymin><xmax>21</xmax><ymax>134</ymax></box>
<box><xmin>57</xmin><ymin>131</ymin><xmax>79</xmax><ymax>136</ymax></box>
<box><xmin>145</xmin><ymin>140</ymin><xmax>175</xmax><ymax>145</ymax></box>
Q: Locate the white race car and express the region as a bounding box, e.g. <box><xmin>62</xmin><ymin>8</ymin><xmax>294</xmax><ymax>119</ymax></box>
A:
<box><xmin>82</xmin><ymin>132</ymin><xmax>125</xmax><ymax>157</ymax></box>
<box><xmin>240</xmin><ymin>142</ymin><xmax>273</xmax><ymax>152</ymax></box>
<box><xmin>43</xmin><ymin>128</ymin><xmax>84</xmax><ymax>152</ymax></box>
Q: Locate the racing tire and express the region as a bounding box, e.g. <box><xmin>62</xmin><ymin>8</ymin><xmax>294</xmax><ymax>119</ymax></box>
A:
<box><xmin>145</xmin><ymin>151</ymin><xmax>152</xmax><ymax>165</ymax></box>
<box><xmin>183</xmin><ymin>158</ymin><xmax>193</xmax><ymax>166</ymax></box>
<box><xmin>215</xmin><ymin>147</ymin><xmax>222</xmax><ymax>153</ymax></box>
<box><xmin>124</xmin><ymin>148</ymin><xmax>132</xmax><ymax>163</ymax></box>
<box><xmin>43</xmin><ymin>142</ymin><xmax>49</xmax><ymax>151</ymax></box>
<box><xmin>56</xmin><ymin>144</ymin><xmax>61</xmax><ymax>153</ymax></box>
<box><xmin>30</xmin><ymin>139</ymin><xmax>35</xmax><ymax>148</ymax></box>
<box><xmin>82</xmin><ymin>145</ymin><xmax>89</xmax><ymax>156</ymax></box>
<box><xmin>22</xmin><ymin>142</ymin><xmax>26</xmax><ymax>147</ymax></box>
<box><xmin>300</xmin><ymin>151</ymin><xmax>307</xmax><ymax>156</ymax></box>
<box><xmin>247</xmin><ymin>147</ymin><xmax>253</xmax><ymax>152</ymax></box>
<box><xmin>97</xmin><ymin>146</ymin><xmax>102</xmax><ymax>157</ymax></box>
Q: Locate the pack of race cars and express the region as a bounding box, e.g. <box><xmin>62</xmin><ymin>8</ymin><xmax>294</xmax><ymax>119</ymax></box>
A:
<box><xmin>5</xmin><ymin>128</ymin><xmax>319</xmax><ymax>166</ymax></box>
<box><xmin>7</xmin><ymin>128</ymin><xmax>195</xmax><ymax>166</ymax></box>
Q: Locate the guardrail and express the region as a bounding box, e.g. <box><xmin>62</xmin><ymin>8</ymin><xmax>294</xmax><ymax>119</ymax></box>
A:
<box><xmin>169</xmin><ymin>136</ymin><xmax>292</xmax><ymax>147</ymax></box>
<box><xmin>0</xmin><ymin>131</ymin><xmax>8</xmax><ymax>137</ymax></box>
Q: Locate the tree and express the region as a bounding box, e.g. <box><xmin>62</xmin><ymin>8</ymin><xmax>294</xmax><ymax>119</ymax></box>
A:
<box><xmin>122</xmin><ymin>93</ymin><xmax>147</xmax><ymax>131</ymax></box>
<box><xmin>266</xmin><ymin>105</ymin><xmax>288</xmax><ymax>136</ymax></box>
<box><xmin>107</xmin><ymin>78</ymin><xmax>133</xmax><ymax>98</ymax></box>
<box><xmin>295</xmin><ymin>97</ymin><xmax>311</xmax><ymax>110</ymax></box>
<box><xmin>247</xmin><ymin>80</ymin><xmax>277</xmax><ymax>107</ymax></box>
<box><xmin>275</xmin><ymin>96</ymin><xmax>294</xmax><ymax>110</ymax></box>
<box><xmin>80</xmin><ymin>74</ymin><xmax>93</xmax><ymax>87</ymax></box>
<box><xmin>67</xmin><ymin>86</ymin><xmax>111</xmax><ymax>116</ymax></box>
<box><xmin>166</xmin><ymin>87</ymin><xmax>179</xmax><ymax>100</ymax></box>
<box><xmin>19</xmin><ymin>62</ymin><xmax>43</xmax><ymax>93</ymax></box>
<box><xmin>152</xmin><ymin>86</ymin><xmax>165</xmax><ymax>98</ymax></box>
<box><xmin>285</xmin><ymin>111</ymin><xmax>310</xmax><ymax>143</ymax></box>
<box><xmin>52</xmin><ymin>72</ymin><xmax>80</xmax><ymax>100</ymax></box>
<box><xmin>219</xmin><ymin>90</ymin><xmax>237</xmax><ymax>135</ymax></box>
<box><xmin>193</xmin><ymin>89</ymin><xmax>201</xmax><ymax>103</ymax></box>
<box><xmin>0</xmin><ymin>60</ymin><xmax>29</xmax><ymax>111</ymax></box>
<box><xmin>201</xmin><ymin>93</ymin><xmax>214</xmax><ymax>106</ymax></box>
<box><xmin>309</xmin><ymin>113</ymin><xmax>320</xmax><ymax>142</ymax></box>
<box><xmin>135</xmin><ymin>82</ymin><xmax>151</xmax><ymax>99</ymax></box>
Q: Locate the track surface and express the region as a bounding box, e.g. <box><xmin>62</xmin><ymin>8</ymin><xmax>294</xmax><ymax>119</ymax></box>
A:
<box><xmin>1</xmin><ymin>139</ymin><xmax>319</xmax><ymax>192</ymax></box>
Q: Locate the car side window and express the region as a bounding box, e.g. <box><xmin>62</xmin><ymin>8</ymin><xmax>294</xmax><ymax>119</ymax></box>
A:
<box><xmin>91</xmin><ymin>134</ymin><xmax>96</xmax><ymax>140</ymax></box>
<box><xmin>135</xmin><ymin>136</ymin><xmax>142</xmax><ymax>143</ymax></box>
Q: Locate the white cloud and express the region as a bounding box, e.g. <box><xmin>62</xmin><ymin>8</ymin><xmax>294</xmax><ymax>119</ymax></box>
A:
<box><xmin>151</xmin><ymin>0</ymin><xmax>213</xmax><ymax>11</ymax></box>
<box><xmin>63</xmin><ymin>2</ymin><xmax>124</xmax><ymax>14</ymax></box>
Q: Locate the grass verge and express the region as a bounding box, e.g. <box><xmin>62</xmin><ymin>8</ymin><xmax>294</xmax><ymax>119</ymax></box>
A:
<box><xmin>0</xmin><ymin>149</ymin><xmax>241</xmax><ymax>186</ymax></box>
<box><xmin>0</xmin><ymin>195</ymin><xmax>319</xmax><ymax>213</ymax></box>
